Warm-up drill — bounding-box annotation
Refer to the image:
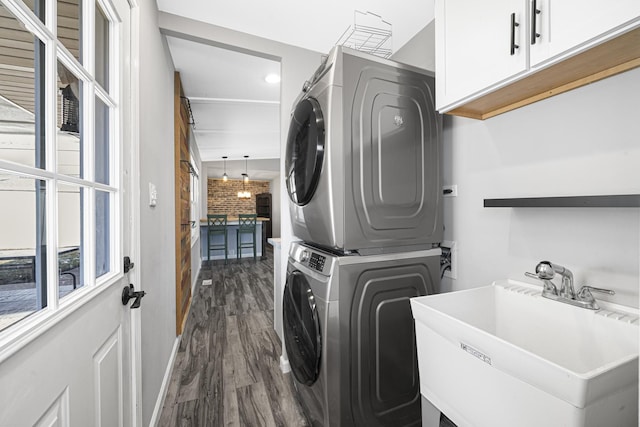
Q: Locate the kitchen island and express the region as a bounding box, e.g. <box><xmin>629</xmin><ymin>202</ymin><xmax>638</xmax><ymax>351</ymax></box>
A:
<box><xmin>200</xmin><ymin>217</ymin><xmax>268</xmax><ymax>261</ymax></box>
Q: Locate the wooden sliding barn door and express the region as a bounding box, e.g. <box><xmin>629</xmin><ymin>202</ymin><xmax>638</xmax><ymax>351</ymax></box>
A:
<box><xmin>174</xmin><ymin>72</ymin><xmax>191</xmax><ymax>335</ymax></box>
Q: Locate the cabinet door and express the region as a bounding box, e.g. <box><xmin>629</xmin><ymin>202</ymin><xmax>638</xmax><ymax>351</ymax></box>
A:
<box><xmin>436</xmin><ymin>0</ymin><xmax>529</xmax><ymax>110</ymax></box>
<box><xmin>530</xmin><ymin>0</ymin><xmax>640</xmax><ymax>67</ymax></box>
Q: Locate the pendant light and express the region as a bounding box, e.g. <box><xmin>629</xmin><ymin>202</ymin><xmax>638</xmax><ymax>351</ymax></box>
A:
<box><xmin>237</xmin><ymin>155</ymin><xmax>251</xmax><ymax>199</ymax></box>
<box><xmin>243</xmin><ymin>155</ymin><xmax>249</xmax><ymax>182</ymax></box>
<box><xmin>222</xmin><ymin>156</ymin><xmax>228</xmax><ymax>182</ymax></box>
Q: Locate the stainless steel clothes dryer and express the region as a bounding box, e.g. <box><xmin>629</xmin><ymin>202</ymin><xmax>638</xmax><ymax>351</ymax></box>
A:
<box><xmin>283</xmin><ymin>241</ymin><xmax>441</xmax><ymax>426</ymax></box>
<box><xmin>285</xmin><ymin>46</ymin><xmax>442</xmax><ymax>253</ymax></box>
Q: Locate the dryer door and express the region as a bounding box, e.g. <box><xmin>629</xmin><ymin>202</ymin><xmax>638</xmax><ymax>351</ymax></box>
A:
<box><xmin>283</xmin><ymin>270</ymin><xmax>322</xmax><ymax>386</ymax></box>
<box><xmin>285</xmin><ymin>97</ymin><xmax>325</xmax><ymax>206</ymax></box>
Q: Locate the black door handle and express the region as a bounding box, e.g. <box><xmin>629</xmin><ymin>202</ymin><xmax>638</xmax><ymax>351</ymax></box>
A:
<box><xmin>510</xmin><ymin>13</ymin><xmax>520</xmax><ymax>55</ymax></box>
<box><xmin>531</xmin><ymin>0</ymin><xmax>541</xmax><ymax>44</ymax></box>
<box><xmin>122</xmin><ymin>284</ymin><xmax>146</xmax><ymax>309</ymax></box>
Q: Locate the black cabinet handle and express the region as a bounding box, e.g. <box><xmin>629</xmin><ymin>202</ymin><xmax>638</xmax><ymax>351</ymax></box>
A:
<box><xmin>510</xmin><ymin>13</ymin><xmax>520</xmax><ymax>55</ymax></box>
<box><xmin>531</xmin><ymin>0</ymin><xmax>541</xmax><ymax>44</ymax></box>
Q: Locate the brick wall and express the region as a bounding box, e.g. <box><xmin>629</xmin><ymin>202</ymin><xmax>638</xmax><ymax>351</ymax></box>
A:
<box><xmin>207</xmin><ymin>178</ymin><xmax>270</xmax><ymax>216</ymax></box>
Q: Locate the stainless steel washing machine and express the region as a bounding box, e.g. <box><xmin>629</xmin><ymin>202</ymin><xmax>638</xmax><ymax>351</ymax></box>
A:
<box><xmin>285</xmin><ymin>46</ymin><xmax>442</xmax><ymax>253</ymax></box>
<box><xmin>283</xmin><ymin>241</ymin><xmax>441</xmax><ymax>426</ymax></box>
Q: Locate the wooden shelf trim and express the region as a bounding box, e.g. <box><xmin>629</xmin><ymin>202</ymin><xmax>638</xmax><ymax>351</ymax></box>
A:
<box><xmin>448</xmin><ymin>26</ymin><xmax>640</xmax><ymax>120</ymax></box>
<box><xmin>484</xmin><ymin>195</ymin><xmax>640</xmax><ymax>208</ymax></box>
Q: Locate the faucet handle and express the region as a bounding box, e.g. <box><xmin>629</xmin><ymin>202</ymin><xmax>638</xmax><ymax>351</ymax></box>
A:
<box><xmin>525</xmin><ymin>272</ymin><xmax>558</xmax><ymax>296</ymax></box>
<box><xmin>576</xmin><ymin>286</ymin><xmax>614</xmax><ymax>310</ymax></box>
<box><xmin>577</xmin><ymin>285</ymin><xmax>615</xmax><ymax>299</ymax></box>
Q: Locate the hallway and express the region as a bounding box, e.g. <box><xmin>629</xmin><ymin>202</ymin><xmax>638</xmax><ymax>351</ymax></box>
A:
<box><xmin>158</xmin><ymin>250</ymin><xmax>309</xmax><ymax>426</ymax></box>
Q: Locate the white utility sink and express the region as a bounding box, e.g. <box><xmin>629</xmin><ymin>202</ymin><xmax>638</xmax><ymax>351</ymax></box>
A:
<box><xmin>410</xmin><ymin>279</ymin><xmax>639</xmax><ymax>427</ymax></box>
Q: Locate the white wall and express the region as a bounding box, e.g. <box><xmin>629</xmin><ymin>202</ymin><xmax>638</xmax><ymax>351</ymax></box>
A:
<box><xmin>442</xmin><ymin>69</ymin><xmax>640</xmax><ymax>307</ymax></box>
<box><xmin>137</xmin><ymin>2</ymin><xmax>177</xmax><ymax>425</ymax></box>
<box><xmin>158</xmin><ymin>11</ymin><xmax>322</xmax><ymax>302</ymax></box>
<box><xmin>394</xmin><ymin>23</ymin><xmax>640</xmax><ymax>308</ymax></box>
<box><xmin>392</xmin><ymin>20</ymin><xmax>435</xmax><ymax>71</ymax></box>
<box><xmin>270</xmin><ymin>176</ymin><xmax>281</xmax><ymax>237</ymax></box>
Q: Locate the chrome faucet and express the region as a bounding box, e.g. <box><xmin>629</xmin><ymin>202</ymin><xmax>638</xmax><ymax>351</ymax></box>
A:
<box><xmin>525</xmin><ymin>261</ymin><xmax>615</xmax><ymax>310</ymax></box>
<box><xmin>535</xmin><ymin>261</ymin><xmax>575</xmax><ymax>298</ymax></box>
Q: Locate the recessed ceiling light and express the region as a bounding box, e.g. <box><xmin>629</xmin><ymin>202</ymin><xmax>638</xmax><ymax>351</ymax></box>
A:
<box><xmin>265</xmin><ymin>73</ymin><xmax>280</xmax><ymax>84</ymax></box>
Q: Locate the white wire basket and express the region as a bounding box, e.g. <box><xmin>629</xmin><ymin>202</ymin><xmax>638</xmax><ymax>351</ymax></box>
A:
<box><xmin>336</xmin><ymin>10</ymin><xmax>392</xmax><ymax>59</ymax></box>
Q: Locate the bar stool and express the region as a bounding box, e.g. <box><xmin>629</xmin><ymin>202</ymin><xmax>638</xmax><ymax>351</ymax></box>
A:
<box><xmin>236</xmin><ymin>214</ymin><xmax>257</xmax><ymax>261</ymax></box>
<box><xmin>207</xmin><ymin>214</ymin><xmax>228</xmax><ymax>264</ymax></box>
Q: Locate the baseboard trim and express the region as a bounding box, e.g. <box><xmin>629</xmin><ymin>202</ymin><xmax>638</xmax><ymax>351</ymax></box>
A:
<box><xmin>149</xmin><ymin>336</ymin><xmax>181</xmax><ymax>427</ymax></box>
<box><xmin>191</xmin><ymin>262</ymin><xmax>201</xmax><ymax>293</ymax></box>
<box><xmin>280</xmin><ymin>354</ymin><xmax>290</xmax><ymax>373</ymax></box>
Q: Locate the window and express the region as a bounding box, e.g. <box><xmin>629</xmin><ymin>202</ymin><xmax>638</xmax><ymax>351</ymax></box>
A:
<box><xmin>0</xmin><ymin>0</ymin><xmax>120</xmax><ymax>332</ymax></box>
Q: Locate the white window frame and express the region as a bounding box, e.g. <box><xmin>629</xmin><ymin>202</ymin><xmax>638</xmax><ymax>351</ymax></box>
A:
<box><xmin>0</xmin><ymin>0</ymin><xmax>124</xmax><ymax>360</ymax></box>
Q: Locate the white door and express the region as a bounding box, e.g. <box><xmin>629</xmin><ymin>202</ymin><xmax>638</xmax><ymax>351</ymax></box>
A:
<box><xmin>435</xmin><ymin>0</ymin><xmax>529</xmax><ymax>110</ymax></box>
<box><xmin>0</xmin><ymin>0</ymin><xmax>139</xmax><ymax>426</ymax></box>
<box><xmin>529</xmin><ymin>0</ymin><xmax>640</xmax><ymax>67</ymax></box>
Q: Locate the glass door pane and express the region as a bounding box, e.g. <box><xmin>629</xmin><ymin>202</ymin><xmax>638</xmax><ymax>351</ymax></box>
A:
<box><xmin>94</xmin><ymin>95</ymin><xmax>109</xmax><ymax>184</ymax></box>
<box><xmin>95</xmin><ymin>2</ymin><xmax>109</xmax><ymax>90</ymax></box>
<box><xmin>58</xmin><ymin>0</ymin><xmax>82</xmax><ymax>62</ymax></box>
<box><xmin>57</xmin><ymin>60</ymin><xmax>83</xmax><ymax>178</ymax></box>
<box><xmin>57</xmin><ymin>182</ymin><xmax>84</xmax><ymax>298</ymax></box>
<box><xmin>0</xmin><ymin>174</ymin><xmax>47</xmax><ymax>331</ymax></box>
<box><xmin>22</xmin><ymin>0</ymin><xmax>46</xmax><ymax>23</ymax></box>
<box><xmin>0</xmin><ymin>5</ymin><xmax>46</xmax><ymax>169</ymax></box>
<box><xmin>95</xmin><ymin>189</ymin><xmax>110</xmax><ymax>279</ymax></box>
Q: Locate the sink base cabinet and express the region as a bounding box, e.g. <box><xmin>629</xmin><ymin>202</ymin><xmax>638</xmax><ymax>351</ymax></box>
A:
<box><xmin>414</xmin><ymin>323</ymin><xmax>639</xmax><ymax>427</ymax></box>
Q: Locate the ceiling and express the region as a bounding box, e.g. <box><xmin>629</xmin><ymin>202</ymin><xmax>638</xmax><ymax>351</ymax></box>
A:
<box><xmin>156</xmin><ymin>0</ymin><xmax>434</xmax><ymax>54</ymax></box>
<box><xmin>158</xmin><ymin>0</ymin><xmax>435</xmax><ymax>177</ymax></box>
<box><xmin>205</xmin><ymin>158</ymin><xmax>281</xmax><ymax>183</ymax></box>
<box><xmin>166</xmin><ymin>36</ymin><xmax>281</xmax><ymax>164</ymax></box>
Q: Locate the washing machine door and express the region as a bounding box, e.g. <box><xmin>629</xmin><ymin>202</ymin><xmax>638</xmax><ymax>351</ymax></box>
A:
<box><xmin>285</xmin><ymin>97</ymin><xmax>325</xmax><ymax>206</ymax></box>
<box><xmin>283</xmin><ymin>270</ymin><xmax>322</xmax><ymax>386</ymax></box>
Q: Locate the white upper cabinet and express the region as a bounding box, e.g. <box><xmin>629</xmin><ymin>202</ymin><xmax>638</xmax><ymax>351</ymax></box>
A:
<box><xmin>529</xmin><ymin>0</ymin><xmax>640</xmax><ymax>67</ymax></box>
<box><xmin>436</xmin><ymin>0</ymin><xmax>640</xmax><ymax>118</ymax></box>
<box><xmin>435</xmin><ymin>0</ymin><xmax>528</xmax><ymax>110</ymax></box>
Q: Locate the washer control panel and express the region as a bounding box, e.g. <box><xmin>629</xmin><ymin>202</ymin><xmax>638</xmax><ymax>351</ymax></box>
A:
<box><xmin>290</xmin><ymin>242</ymin><xmax>334</xmax><ymax>276</ymax></box>
<box><xmin>308</xmin><ymin>252</ymin><xmax>326</xmax><ymax>272</ymax></box>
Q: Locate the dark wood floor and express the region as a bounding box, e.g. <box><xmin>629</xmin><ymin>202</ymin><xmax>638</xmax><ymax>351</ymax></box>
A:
<box><xmin>158</xmin><ymin>249</ymin><xmax>309</xmax><ymax>426</ymax></box>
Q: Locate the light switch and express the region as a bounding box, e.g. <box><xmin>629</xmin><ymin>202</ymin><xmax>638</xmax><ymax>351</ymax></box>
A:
<box><xmin>149</xmin><ymin>183</ymin><xmax>157</xmax><ymax>207</ymax></box>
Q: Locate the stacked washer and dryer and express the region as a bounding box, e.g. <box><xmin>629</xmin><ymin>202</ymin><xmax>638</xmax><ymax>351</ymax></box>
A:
<box><xmin>282</xmin><ymin>46</ymin><xmax>442</xmax><ymax>427</ymax></box>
